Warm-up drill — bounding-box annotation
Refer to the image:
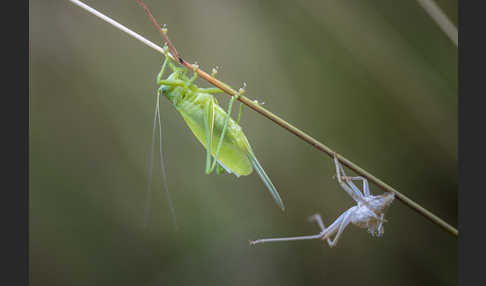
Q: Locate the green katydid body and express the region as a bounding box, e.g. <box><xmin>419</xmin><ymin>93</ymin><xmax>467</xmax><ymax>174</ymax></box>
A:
<box><xmin>167</xmin><ymin>83</ymin><xmax>253</xmax><ymax>176</ymax></box>
<box><xmin>157</xmin><ymin>59</ymin><xmax>285</xmax><ymax>211</ymax></box>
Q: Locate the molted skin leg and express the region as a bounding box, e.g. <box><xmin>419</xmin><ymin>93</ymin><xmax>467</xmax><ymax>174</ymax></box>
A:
<box><xmin>334</xmin><ymin>153</ymin><xmax>365</xmax><ymax>203</ymax></box>
<box><xmin>326</xmin><ymin>208</ymin><xmax>354</xmax><ymax>247</ymax></box>
<box><xmin>308</xmin><ymin>214</ymin><xmax>332</xmax><ymax>245</ymax></box>
<box><xmin>249</xmin><ymin>230</ymin><xmax>326</xmax><ymax>245</ymax></box>
<box><xmin>376</xmin><ymin>213</ymin><xmax>385</xmax><ymax>234</ymax></box>
<box><xmin>333</xmin><ymin>153</ymin><xmax>380</xmax><ymax>220</ymax></box>
<box><xmin>250</xmin><ymin>207</ymin><xmax>355</xmax><ymax>247</ymax></box>
<box><xmin>343</xmin><ymin>176</ymin><xmax>370</xmax><ymax>196</ymax></box>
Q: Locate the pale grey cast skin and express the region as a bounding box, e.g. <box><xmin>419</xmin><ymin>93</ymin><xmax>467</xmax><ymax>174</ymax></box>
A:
<box><xmin>250</xmin><ymin>154</ymin><xmax>395</xmax><ymax>247</ymax></box>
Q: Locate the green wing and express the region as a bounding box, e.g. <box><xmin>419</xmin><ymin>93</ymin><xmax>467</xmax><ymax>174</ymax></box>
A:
<box><xmin>178</xmin><ymin>108</ymin><xmax>253</xmax><ymax>176</ymax></box>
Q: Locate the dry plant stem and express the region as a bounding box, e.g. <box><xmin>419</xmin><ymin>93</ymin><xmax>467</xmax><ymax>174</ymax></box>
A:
<box><xmin>416</xmin><ymin>0</ymin><xmax>458</xmax><ymax>46</ymax></box>
<box><xmin>136</xmin><ymin>0</ymin><xmax>181</xmax><ymax>63</ymax></box>
<box><xmin>68</xmin><ymin>0</ymin><xmax>458</xmax><ymax>237</ymax></box>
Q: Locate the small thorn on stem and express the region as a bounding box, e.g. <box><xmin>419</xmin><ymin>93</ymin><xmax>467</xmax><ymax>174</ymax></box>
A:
<box><xmin>238</xmin><ymin>82</ymin><xmax>247</xmax><ymax>95</ymax></box>
<box><xmin>253</xmin><ymin>99</ymin><xmax>265</xmax><ymax>106</ymax></box>
<box><xmin>211</xmin><ymin>66</ymin><xmax>219</xmax><ymax>76</ymax></box>
<box><xmin>161</xmin><ymin>24</ymin><xmax>168</xmax><ymax>33</ymax></box>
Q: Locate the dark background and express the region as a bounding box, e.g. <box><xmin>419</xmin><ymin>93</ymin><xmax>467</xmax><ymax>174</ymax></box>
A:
<box><xmin>29</xmin><ymin>0</ymin><xmax>457</xmax><ymax>285</ymax></box>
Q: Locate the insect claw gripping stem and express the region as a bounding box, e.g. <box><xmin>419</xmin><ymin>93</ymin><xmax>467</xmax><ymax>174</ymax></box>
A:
<box><xmin>188</xmin><ymin>62</ymin><xmax>199</xmax><ymax>85</ymax></box>
<box><xmin>236</xmin><ymin>85</ymin><xmax>246</xmax><ymax>124</ymax></box>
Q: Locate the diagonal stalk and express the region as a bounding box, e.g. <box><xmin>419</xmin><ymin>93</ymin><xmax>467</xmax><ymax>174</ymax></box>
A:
<box><xmin>416</xmin><ymin>0</ymin><xmax>458</xmax><ymax>47</ymax></box>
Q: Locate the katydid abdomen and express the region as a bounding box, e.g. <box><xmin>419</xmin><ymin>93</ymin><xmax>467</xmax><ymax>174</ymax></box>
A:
<box><xmin>177</xmin><ymin>93</ymin><xmax>253</xmax><ymax>176</ymax></box>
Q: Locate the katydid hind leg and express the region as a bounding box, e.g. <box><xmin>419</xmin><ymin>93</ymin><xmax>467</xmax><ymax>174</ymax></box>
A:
<box><xmin>203</xmin><ymin>98</ymin><xmax>216</xmax><ymax>174</ymax></box>
<box><xmin>209</xmin><ymin>95</ymin><xmax>239</xmax><ymax>172</ymax></box>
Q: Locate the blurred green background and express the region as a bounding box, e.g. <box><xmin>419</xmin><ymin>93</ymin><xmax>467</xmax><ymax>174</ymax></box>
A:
<box><xmin>29</xmin><ymin>0</ymin><xmax>457</xmax><ymax>285</ymax></box>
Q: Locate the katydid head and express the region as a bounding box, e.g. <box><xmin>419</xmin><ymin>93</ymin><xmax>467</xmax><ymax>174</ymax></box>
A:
<box><xmin>160</xmin><ymin>71</ymin><xmax>187</xmax><ymax>105</ymax></box>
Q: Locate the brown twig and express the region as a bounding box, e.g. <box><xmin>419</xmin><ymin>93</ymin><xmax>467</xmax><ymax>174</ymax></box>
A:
<box><xmin>136</xmin><ymin>0</ymin><xmax>182</xmax><ymax>63</ymax></box>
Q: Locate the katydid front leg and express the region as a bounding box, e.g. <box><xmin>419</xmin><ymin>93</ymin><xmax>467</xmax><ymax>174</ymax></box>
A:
<box><xmin>207</xmin><ymin>93</ymin><xmax>240</xmax><ymax>173</ymax></box>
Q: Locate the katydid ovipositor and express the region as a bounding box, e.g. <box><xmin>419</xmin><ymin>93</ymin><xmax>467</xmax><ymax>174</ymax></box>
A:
<box><xmin>148</xmin><ymin>53</ymin><xmax>285</xmax><ymax>221</ymax></box>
